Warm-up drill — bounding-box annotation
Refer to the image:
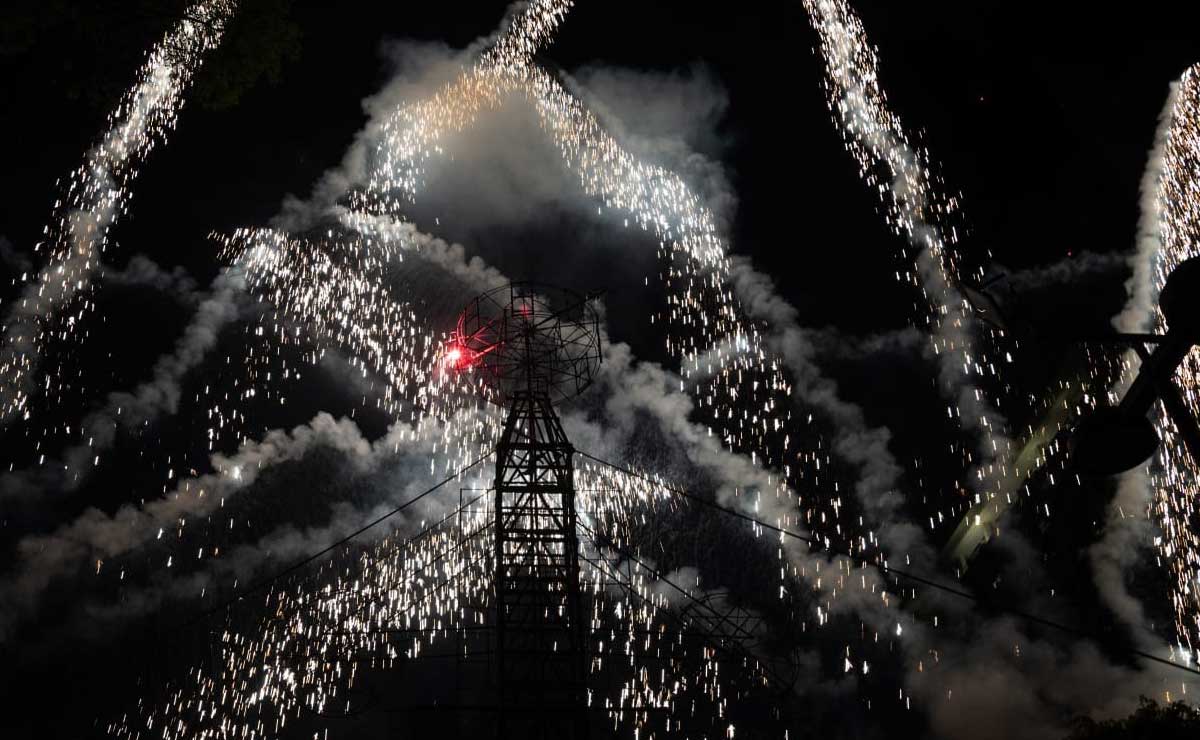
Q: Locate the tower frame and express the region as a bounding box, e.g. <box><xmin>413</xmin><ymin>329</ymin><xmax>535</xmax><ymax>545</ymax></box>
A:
<box><xmin>453</xmin><ymin>282</ymin><xmax>600</xmax><ymax>738</ymax></box>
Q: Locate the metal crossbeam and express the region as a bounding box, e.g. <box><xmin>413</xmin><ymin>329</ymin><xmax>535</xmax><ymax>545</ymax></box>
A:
<box><xmin>493</xmin><ymin>389</ymin><xmax>588</xmax><ymax>738</ymax></box>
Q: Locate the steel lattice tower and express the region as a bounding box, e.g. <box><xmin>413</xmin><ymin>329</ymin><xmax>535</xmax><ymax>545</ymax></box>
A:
<box><xmin>493</xmin><ymin>390</ymin><xmax>587</xmax><ymax>737</ymax></box>
<box><xmin>453</xmin><ymin>283</ymin><xmax>601</xmax><ymax>738</ymax></box>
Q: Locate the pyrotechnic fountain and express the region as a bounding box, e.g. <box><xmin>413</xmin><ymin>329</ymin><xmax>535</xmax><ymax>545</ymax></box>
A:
<box><xmin>2</xmin><ymin>1</ymin><xmax>1198</xmax><ymax>738</ymax></box>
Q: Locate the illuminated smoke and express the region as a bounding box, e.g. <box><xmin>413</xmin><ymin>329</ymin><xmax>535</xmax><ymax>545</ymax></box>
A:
<box><xmin>0</xmin><ymin>0</ymin><xmax>237</xmax><ymax>427</ymax></box>
<box><xmin>802</xmin><ymin>0</ymin><xmax>1013</xmax><ymax>513</ymax></box>
<box><xmin>1144</xmin><ymin>66</ymin><xmax>1200</xmax><ymax>656</ymax></box>
<box><xmin>4</xmin><ymin>0</ymin><xmax>1194</xmax><ymax>735</ymax></box>
<box><xmin>1090</xmin><ymin>84</ymin><xmax>1179</xmax><ymax>650</ymax></box>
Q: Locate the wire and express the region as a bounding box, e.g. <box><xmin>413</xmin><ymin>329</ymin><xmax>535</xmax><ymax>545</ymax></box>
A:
<box><xmin>576</xmin><ymin>449</ymin><xmax>1200</xmax><ymax>679</ymax></box>
<box><xmin>303</xmin><ymin>494</ymin><xmax>494</xmax><ymax>628</ymax></box>
<box><xmin>578</xmin><ymin>518</ymin><xmax>792</xmax><ymax>690</ymax></box>
<box><xmin>580</xmin><ymin>518</ymin><xmax>757</xmax><ymax>646</ymax></box>
<box><xmin>183</xmin><ymin>447</ymin><xmax>494</xmax><ymax>628</ymax></box>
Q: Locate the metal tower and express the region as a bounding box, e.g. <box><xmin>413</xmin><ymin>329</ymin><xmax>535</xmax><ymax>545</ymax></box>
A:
<box><xmin>453</xmin><ymin>283</ymin><xmax>601</xmax><ymax>738</ymax></box>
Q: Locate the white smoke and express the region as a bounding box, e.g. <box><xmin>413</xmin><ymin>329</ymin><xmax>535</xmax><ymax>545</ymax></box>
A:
<box><xmin>0</xmin><ymin>263</ymin><xmax>245</xmax><ymax>504</ymax></box>
<box><xmin>1114</xmin><ymin>84</ymin><xmax>1179</xmax><ymax>336</ymax></box>
<box><xmin>9</xmin><ymin>5</ymin><xmax>1196</xmax><ymax>738</ymax></box>
<box><xmin>0</xmin><ymin>0</ymin><xmax>236</xmax><ymax>427</ymax></box>
<box><xmin>1086</xmin><ymin>82</ymin><xmax>1182</xmax><ymax>651</ymax></box>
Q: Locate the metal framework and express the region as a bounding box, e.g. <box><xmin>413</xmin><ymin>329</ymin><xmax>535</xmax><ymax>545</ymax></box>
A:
<box><xmin>493</xmin><ymin>390</ymin><xmax>587</xmax><ymax>737</ymax></box>
<box><xmin>454</xmin><ymin>283</ymin><xmax>599</xmax><ymax>738</ymax></box>
<box><xmin>455</xmin><ymin>283</ymin><xmax>601</xmax><ymax>406</ymax></box>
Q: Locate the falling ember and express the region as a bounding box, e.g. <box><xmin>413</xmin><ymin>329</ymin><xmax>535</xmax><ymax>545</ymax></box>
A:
<box><xmin>0</xmin><ymin>0</ymin><xmax>238</xmax><ymax>428</ymax></box>
<box><xmin>803</xmin><ymin>0</ymin><xmax>1014</xmax><ymax>519</ymax></box>
<box><xmin>1142</xmin><ymin>64</ymin><xmax>1200</xmax><ymax>656</ymax></box>
<box><xmin>0</xmin><ymin>0</ymin><xmax>1186</xmax><ymax>736</ymax></box>
<box><xmin>100</xmin><ymin>2</ymin><xmax>835</xmax><ymax>735</ymax></box>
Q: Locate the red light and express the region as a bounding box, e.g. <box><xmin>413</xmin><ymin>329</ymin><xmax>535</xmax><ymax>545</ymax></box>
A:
<box><xmin>446</xmin><ymin>347</ymin><xmax>463</xmax><ymax>367</ymax></box>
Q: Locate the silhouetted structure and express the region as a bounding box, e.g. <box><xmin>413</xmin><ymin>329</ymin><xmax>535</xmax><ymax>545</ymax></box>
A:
<box><xmin>1074</xmin><ymin>255</ymin><xmax>1200</xmax><ymax>475</ymax></box>
<box><xmin>454</xmin><ymin>283</ymin><xmax>600</xmax><ymax>738</ymax></box>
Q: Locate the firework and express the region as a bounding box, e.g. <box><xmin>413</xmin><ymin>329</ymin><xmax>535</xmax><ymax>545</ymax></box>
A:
<box><xmin>6</xmin><ymin>0</ymin><xmax>1186</xmax><ymax>735</ymax></box>
<box><xmin>1144</xmin><ymin>65</ymin><xmax>1200</xmax><ymax>656</ymax></box>
<box><xmin>0</xmin><ymin>0</ymin><xmax>238</xmax><ymax>429</ymax></box>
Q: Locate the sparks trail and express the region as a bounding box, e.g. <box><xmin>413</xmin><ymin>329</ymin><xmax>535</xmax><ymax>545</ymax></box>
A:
<box><xmin>802</xmin><ymin>0</ymin><xmax>1019</xmax><ymax>536</ymax></box>
<box><xmin>578</xmin><ymin>449</ymin><xmax>1200</xmax><ymax>680</ymax></box>
<box><xmin>0</xmin><ymin>0</ymin><xmax>238</xmax><ymax>429</ymax></box>
<box><xmin>804</xmin><ymin>0</ymin><xmax>1200</xmax><ymax>668</ymax></box>
<box><xmin>348</xmin><ymin>2</ymin><xmax>856</xmax><ymax>564</ymax></box>
<box><xmin>1134</xmin><ymin>66</ymin><xmax>1200</xmax><ymax>656</ymax></box>
<box><xmin>0</xmin><ymin>0</ymin><xmax>1191</xmax><ymax>735</ymax></box>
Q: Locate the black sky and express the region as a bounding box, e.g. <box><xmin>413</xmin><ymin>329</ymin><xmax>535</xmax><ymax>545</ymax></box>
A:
<box><xmin>5</xmin><ymin>2</ymin><xmax>1200</xmax><ymax>329</ymax></box>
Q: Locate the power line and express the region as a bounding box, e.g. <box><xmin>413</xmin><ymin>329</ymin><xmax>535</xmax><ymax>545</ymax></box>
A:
<box><xmin>580</xmin><ymin>518</ymin><xmax>756</xmax><ymax>646</ymax></box>
<box><xmin>576</xmin><ymin>449</ymin><xmax>1200</xmax><ymax>679</ymax></box>
<box><xmin>183</xmin><ymin>448</ymin><xmax>494</xmax><ymax>628</ymax></box>
<box><xmin>302</xmin><ymin>498</ymin><xmax>494</xmax><ymax>629</ymax></box>
<box><xmin>578</xmin><ymin>517</ymin><xmax>795</xmax><ymax>691</ymax></box>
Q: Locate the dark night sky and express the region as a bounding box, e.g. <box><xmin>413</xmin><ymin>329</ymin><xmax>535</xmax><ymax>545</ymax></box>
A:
<box><xmin>5</xmin><ymin>1</ymin><xmax>1199</xmax><ymax>325</ymax></box>
<box><xmin>4</xmin><ymin>2</ymin><xmax>1200</xmax><ymax>738</ymax></box>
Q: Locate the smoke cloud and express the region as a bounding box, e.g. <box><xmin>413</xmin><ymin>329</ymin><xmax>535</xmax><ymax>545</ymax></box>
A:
<box><xmin>6</xmin><ymin>7</ymin><xmax>1196</xmax><ymax>740</ymax></box>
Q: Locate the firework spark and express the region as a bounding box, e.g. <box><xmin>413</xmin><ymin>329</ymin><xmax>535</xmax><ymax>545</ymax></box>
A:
<box><xmin>5</xmin><ymin>0</ymin><xmax>1192</xmax><ymax>735</ymax></box>
<box><xmin>1143</xmin><ymin>65</ymin><xmax>1200</xmax><ymax>656</ymax></box>
<box><xmin>0</xmin><ymin>0</ymin><xmax>238</xmax><ymax>429</ymax></box>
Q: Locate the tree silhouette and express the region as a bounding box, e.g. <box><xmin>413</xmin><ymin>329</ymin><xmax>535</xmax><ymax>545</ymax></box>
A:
<box><xmin>1067</xmin><ymin>698</ymin><xmax>1200</xmax><ymax>740</ymax></box>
